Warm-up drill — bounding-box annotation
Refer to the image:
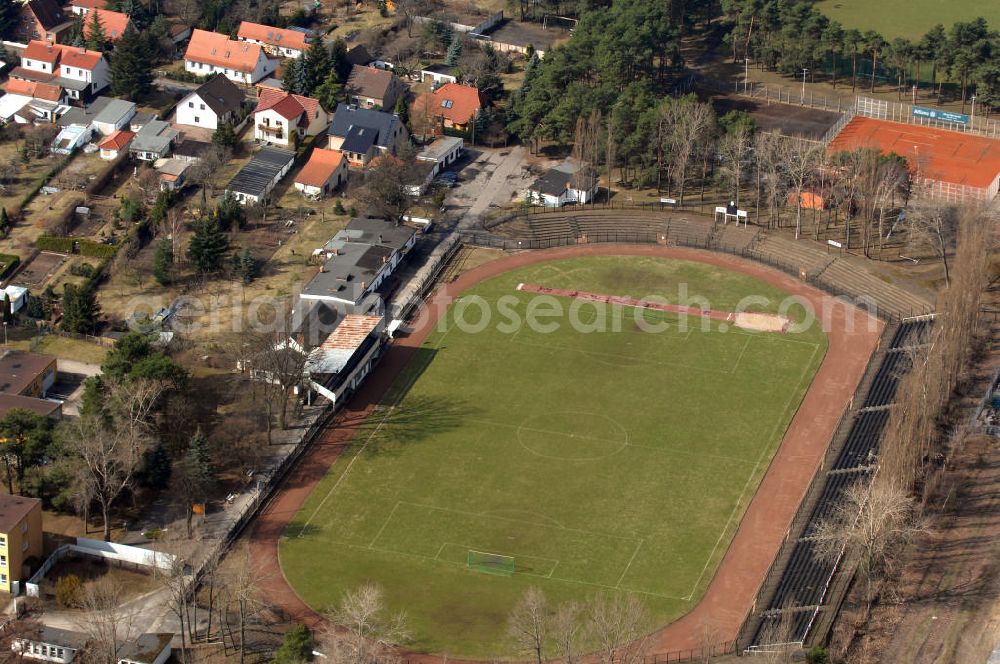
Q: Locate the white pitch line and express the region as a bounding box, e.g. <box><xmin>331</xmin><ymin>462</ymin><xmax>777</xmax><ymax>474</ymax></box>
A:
<box><xmin>368</xmin><ymin>501</ymin><xmax>401</xmax><ymax>548</ymax></box>
<box><xmin>616</xmin><ymin>539</ymin><xmax>644</xmax><ymax>588</ymax></box>
<box><xmin>684</xmin><ymin>342</ymin><xmax>821</xmax><ymax>600</ymax></box>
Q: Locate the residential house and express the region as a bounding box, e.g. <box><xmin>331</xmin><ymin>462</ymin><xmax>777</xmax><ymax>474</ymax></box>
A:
<box><xmin>344</xmin><ymin>44</ymin><xmax>371</xmax><ymax>67</ymax></box>
<box><xmin>184</xmin><ymin>29</ymin><xmax>279</xmax><ymax>85</ymax></box>
<box><xmin>128</xmin><ymin>111</ymin><xmax>155</xmax><ymax>132</ymax></box>
<box><xmin>68</xmin><ymin>0</ymin><xmax>108</xmax><ymax>16</ymax></box>
<box><xmin>98</xmin><ymin>129</ymin><xmax>134</xmax><ymax>160</ymax></box>
<box><xmin>418</xmin><ymin>64</ymin><xmax>458</xmax><ymax>86</ymax></box>
<box><xmin>12</xmin><ymin>626</ymin><xmax>84</xmax><ymax>663</ymax></box>
<box><xmin>53</xmin><ymin>96</ymin><xmax>135</xmax><ymax>153</ymax></box>
<box><xmin>344</xmin><ymin>65</ymin><xmax>406</xmax><ymax>110</ymax></box>
<box><xmin>253</xmin><ymin>89</ymin><xmax>328</xmax><ymax>147</ymax></box>
<box><xmin>154</xmin><ymin>158</ymin><xmax>191</xmax><ymax>191</ymax></box>
<box><xmin>237</xmin><ymin>21</ymin><xmax>311</xmax><ymax>59</ymax></box>
<box><xmin>303</xmin><ymin>314</ymin><xmax>385</xmax><ymax>405</ymax></box>
<box><xmin>0</xmin><ymin>78</ymin><xmax>65</xmax><ymax>122</ymax></box>
<box><xmin>0</xmin><ymin>394</ymin><xmax>62</xmax><ymax>420</ymax></box>
<box><xmin>175</xmin><ymin>74</ymin><xmax>245</xmax><ymax>130</ymax></box>
<box><xmin>0</xmin><ymin>350</ymin><xmax>57</xmax><ymax>397</ymax></box>
<box><xmin>131</xmin><ymin>120</ymin><xmax>180</xmax><ymax>160</ymax></box>
<box><xmin>413</xmin><ymin>82</ymin><xmax>482</xmax><ymax>132</ymax></box>
<box><xmin>294</xmin><ymin>149</ymin><xmax>347</xmax><ymax>198</ymax></box>
<box><xmin>0</xmin><ymin>494</ymin><xmax>43</xmax><ymax>593</ymax></box>
<box><xmin>225</xmin><ymin>146</ymin><xmax>295</xmax><ymax>205</ymax></box>
<box><xmin>326</xmin><ymin>104</ymin><xmax>408</xmax><ymax>168</ymax></box>
<box><xmin>17</xmin><ymin>0</ymin><xmax>73</xmax><ymax>44</ymax></box>
<box><xmin>416</xmin><ymin>136</ymin><xmax>463</xmax><ymax>177</ymax></box>
<box><xmin>14</xmin><ymin>40</ymin><xmax>110</xmax><ymax>102</ymax></box>
<box><xmin>82</xmin><ymin>9</ymin><xmax>132</xmax><ymax>43</ymax></box>
<box><xmin>526</xmin><ymin>161</ymin><xmax>598</xmax><ymax>207</ymax></box>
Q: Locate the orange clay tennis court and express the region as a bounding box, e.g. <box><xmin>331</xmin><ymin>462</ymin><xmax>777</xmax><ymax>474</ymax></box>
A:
<box><xmin>829</xmin><ymin>116</ymin><xmax>1000</xmax><ymax>201</ymax></box>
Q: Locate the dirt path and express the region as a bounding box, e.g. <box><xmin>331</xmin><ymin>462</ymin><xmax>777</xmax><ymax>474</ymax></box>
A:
<box><xmin>247</xmin><ymin>244</ymin><xmax>881</xmax><ymax>659</ymax></box>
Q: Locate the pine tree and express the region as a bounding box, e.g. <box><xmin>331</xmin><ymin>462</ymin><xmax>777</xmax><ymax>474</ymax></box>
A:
<box><xmin>215</xmin><ymin>191</ymin><xmax>244</xmax><ymax>231</ymax></box>
<box><xmin>233</xmin><ymin>248</ymin><xmax>257</xmax><ymax>284</ymax></box>
<box><xmin>111</xmin><ymin>26</ymin><xmax>153</xmax><ymax>99</ymax></box>
<box><xmin>329</xmin><ymin>38</ymin><xmax>351</xmax><ymax>82</ymax></box>
<box><xmin>86</xmin><ymin>9</ymin><xmax>108</xmax><ymax>51</ymax></box>
<box><xmin>211</xmin><ymin>122</ymin><xmax>237</xmax><ymax>149</ymax></box>
<box><xmin>140</xmin><ymin>442</ymin><xmax>172</xmax><ymax>489</ymax></box>
<box><xmin>313</xmin><ymin>70</ymin><xmax>342</xmax><ymax>111</ymax></box>
<box><xmin>394</xmin><ymin>96</ymin><xmax>409</xmax><ymax>129</ymax></box>
<box><xmin>186</xmin><ymin>217</ymin><xmax>229</xmax><ymax>273</ymax></box>
<box><xmin>1</xmin><ymin>293</ymin><xmax>11</xmax><ymax>324</ymax></box>
<box><xmin>152</xmin><ymin>238</ymin><xmax>173</xmax><ymax>285</ymax></box>
<box><xmin>304</xmin><ymin>38</ymin><xmax>331</xmax><ymax>95</ymax></box>
<box><xmin>69</xmin><ymin>14</ymin><xmax>86</xmax><ymax>47</ymax></box>
<box><xmin>283</xmin><ymin>58</ymin><xmax>308</xmax><ymax>96</ymax></box>
<box><xmin>446</xmin><ymin>35</ymin><xmax>462</xmax><ymax>67</ymax></box>
<box><xmin>0</xmin><ymin>207</ymin><xmax>9</xmax><ymax>236</ymax></box>
<box><xmin>274</xmin><ymin>625</ymin><xmax>315</xmax><ymax>664</ymax></box>
<box><xmin>178</xmin><ymin>429</ymin><xmax>213</xmax><ymax>536</ymax></box>
<box><xmin>61</xmin><ymin>284</ymin><xmax>101</xmax><ymax>333</ymax></box>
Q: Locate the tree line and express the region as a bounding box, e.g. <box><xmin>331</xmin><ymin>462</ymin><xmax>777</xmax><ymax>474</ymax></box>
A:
<box><xmin>721</xmin><ymin>0</ymin><xmax>999</xmax><ymax>114</ymax></box>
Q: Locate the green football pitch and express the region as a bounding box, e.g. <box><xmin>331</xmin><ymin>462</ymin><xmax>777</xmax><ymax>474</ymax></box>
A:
<box><xmin>279</xmin><ymin>255</ymin><xmax>827</xmax><ymax>657</ymax></box>
<box><xmin>816</xmin><ymin>0</ymin><xmax>1000</xmax><ymax>40</ymax></box>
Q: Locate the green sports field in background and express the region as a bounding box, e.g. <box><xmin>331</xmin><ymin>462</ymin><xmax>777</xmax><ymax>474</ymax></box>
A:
<box><xmin>279</xmin><ymin>256</ymin><xmax>828</xmax><ymax>657</ymax></box>
<box><xmin>816</xmin><ymin>0</ymin><xmax>1000</xmax><ymax>40</ymax></box>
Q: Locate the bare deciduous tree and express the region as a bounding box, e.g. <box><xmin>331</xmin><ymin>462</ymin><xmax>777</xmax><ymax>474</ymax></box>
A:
<box><xmin>906</xmin><ymin>202</ymin><xmax>957</xmax><ymax>287</ymax></box>
<box><xmin>63</xmin><ymin>413</ymin><xmax>151</xmax><ymax>540</ymax></box>
<box><xmin>550</xmin><ymin>601</ymin><xmax>584</xmax><ymax>664</ymax></box>
<box><xmin>323</xmin><ymin>583</ymin><xmax>409</xmax><ymax>664</ymax></box>
<box><xmin>718</xmin><ymin>126</ymin><xmax>753</xmax><ymax>208</ymax></box>
<box><xmin>663</xmin><ymin>97</ymin><xmax>715</xmax><ymax>205</ymax></box>
<box><xmin>507</xmin><ymin>587</ymin><xmax>548</xmax><ymax>664</ymax></box>
<box><xmin>780</xmin><ymin>136</ymin><xmax>824</xmax><ymax>239</ymax></box>
<box><xmin>811</xmin><ymin>479</ymin><xmax>924</xmax><ymax>615</ymax></box>
<box><xmin>585</xmin><ymin>592</ymin><xmax>651</xmax><ymax>664</ymax></box>
<box><xmin>76</xmin><ymin>577</ymin><xmax>140</xmax><ymax>664</ymax></box>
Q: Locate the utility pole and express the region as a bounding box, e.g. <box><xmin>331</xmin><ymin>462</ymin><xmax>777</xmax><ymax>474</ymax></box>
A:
<box><xmin>744</xmin><ymin>57</ymin><xmax>750</xmax><ymax>93</ymax></box>
<box><xmin>970</xmin><ymin>95</ymin><xmax>976</xmax><ymax>126</ymax></box>
<box><xmin>801</xmin><ymin>68</ymin><xmax>809</xmax><ymax>103</ymax></box>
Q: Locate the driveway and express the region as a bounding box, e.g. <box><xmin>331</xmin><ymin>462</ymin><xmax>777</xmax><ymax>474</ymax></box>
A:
<box><xmin>446</xmin><ymin>147</ymin><xmax>528</xmax><ymax>227</ymax></box>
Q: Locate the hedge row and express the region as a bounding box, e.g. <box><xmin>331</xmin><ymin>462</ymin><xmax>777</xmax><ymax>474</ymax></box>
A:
<box><xmin>36</xmin><ymin>236</ymin><xmax>118</xmax><ymax>259</ymax></box>
<box><xmin>0</xmin><ymin>253</ymin><xmax>20</xmax><ymax>280</ymax></box>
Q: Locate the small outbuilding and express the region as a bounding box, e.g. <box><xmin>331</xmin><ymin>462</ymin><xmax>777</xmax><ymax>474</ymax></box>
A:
<box><xmin>294</xmin><ymin>149</ymin><xmax>347</xmax><ymax>198</ymax></box>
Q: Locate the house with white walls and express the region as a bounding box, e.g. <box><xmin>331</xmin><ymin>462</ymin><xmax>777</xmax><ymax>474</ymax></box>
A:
<box><xmin>184</xmin><ymin>29</ymin><xmax>279</xmax><ymax>85</ymax></box>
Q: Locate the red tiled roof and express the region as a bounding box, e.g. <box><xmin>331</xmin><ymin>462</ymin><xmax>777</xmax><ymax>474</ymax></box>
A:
<box><xmin>70</xmin><ymin>0</ymin><xmax>110</xmax><ymax>9</ymax></box>
<box><xmin>185</xmin><ymin>29</ymin><xmax>266</xmax><ymax>74</ymax></box>
<box><xmin>21</xmin><ymin>40</ymin><xmax>103</xmax><ymax>71</ymax></box>
<box><xmin>429</xmin><ymin>82</ymin><xmax>481</xmax><ymax>124</ymax></box>
<box><xmin>237</xmin><ymin>21</ymin><xmax>309</xmax><ymax>52</ymax></box>
<box><xmin>98</xmin><ymin>129</ymin><xmax>134</xmax><ymax>151</ymax></box>
<box><xmin>5</xmin><ymin>78</ymin><xmax>63</xmax><ymax>102</ymax></box>
<box><xmin>83</xmin><ymin>9</ymin><xmax>131</xmax><ymax>41</ymax></box>
<box><xmin>59</xmin><ymin>45</ymin><xmax>103</xmax><ymax>70</ymax></box>
<box><xmin>255</xmin><ymin>89</ymin><xmax>322</xmax><ymax>122</ymax></box>
<box><xmin>296</xmin><ymin>149</ymin><xmax>344</xmax><ymax>188</ymax></box>
<box><xmin>22</xmin><ymin>40</ymin><xmax>60</xmax><ymax>63</ymax></box>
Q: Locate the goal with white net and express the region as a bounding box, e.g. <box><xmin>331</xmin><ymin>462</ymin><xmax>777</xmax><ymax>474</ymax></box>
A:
<box><xmin>467</xmin><ymin>550</ymin><xmax>516</xmax><ymax>576</ymax></box>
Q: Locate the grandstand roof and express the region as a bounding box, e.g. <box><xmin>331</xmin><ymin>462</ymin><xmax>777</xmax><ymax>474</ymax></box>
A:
<box><xmin>828</xmin><ymin>116</ymin><xmax>1000</xmax><ymax>189</ymax></box>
